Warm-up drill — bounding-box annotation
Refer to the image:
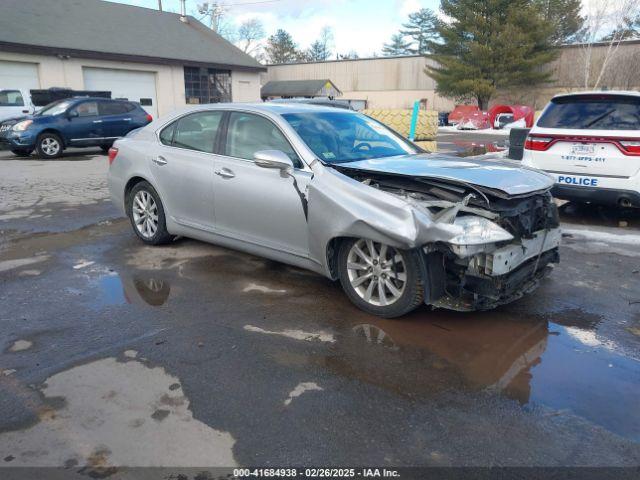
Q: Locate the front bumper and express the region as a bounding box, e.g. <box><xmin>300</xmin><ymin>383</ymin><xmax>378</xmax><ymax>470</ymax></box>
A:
<box><xmin>426</xmin><ymin>227</ymin><xmax>561</xmax><ymax>311</ymax></box>
<box><xmin>552</xmin><ymin>184</ymin><xmax>640</xmax><ymax>208</ymax></box>
<box><xmin>0</xmin><ymin>130</ymin><xmax>37</xmax><ymax>150</ymax></box>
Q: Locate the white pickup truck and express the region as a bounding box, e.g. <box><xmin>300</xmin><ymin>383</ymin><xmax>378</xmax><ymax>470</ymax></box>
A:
<box><xmin>0</xmin><ymin>89</ymin><xmax>36</xmax><ymax>122</ymax></box>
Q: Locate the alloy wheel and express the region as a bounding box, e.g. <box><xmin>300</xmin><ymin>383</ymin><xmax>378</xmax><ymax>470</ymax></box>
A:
<box><xmin>346</xmin><ymin>239</ymin><xmax>407</xmax><ymax>307</ymax></box>
<box><xmin>132</xmin><ymin>190</ymin><xmax>159</xmax><ymax>239</ymax></box>
<box><xmin>41</xmin><ymin>137</ymin><xmax>60</xmax><ymax>156</ymax></box>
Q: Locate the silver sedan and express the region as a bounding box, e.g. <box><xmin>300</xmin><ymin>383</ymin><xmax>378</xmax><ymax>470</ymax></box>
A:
<box><xmin>108</xmin><ymin>103</ymin><xmax>560</xmax><ymax>317</ymax></box>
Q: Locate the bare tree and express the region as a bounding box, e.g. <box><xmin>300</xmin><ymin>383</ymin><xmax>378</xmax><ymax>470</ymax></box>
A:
<box><xmin>237</xmin><ymin>18</ymin><xmax>265</xmax><ymax>56</ymax></box>
<box><xmin>578</xmin><ymin>0</ymin><xmax>640</xmax><ymax>89</ymax></box>
<box><xmin>157</xmin><ymin>0</ymin><xmax>163</xmax><ymax>12</ymax></box>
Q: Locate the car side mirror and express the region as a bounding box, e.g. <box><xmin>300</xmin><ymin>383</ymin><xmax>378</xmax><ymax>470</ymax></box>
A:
<box><xmin>253</xmin><ymin>150</ymin><xmax>294</xmax><ymax>173</ymax></box>
<box><xmin>67</xmin><ymin>111</ymin><xmax>79</xmax><ymax>119</ymax></box>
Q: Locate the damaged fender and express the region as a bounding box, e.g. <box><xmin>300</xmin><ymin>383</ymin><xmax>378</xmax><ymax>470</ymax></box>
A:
<box><xmin>307</xmin><ymin>163</ymin><xmax>464</xmax><ymax>279</ymax></box>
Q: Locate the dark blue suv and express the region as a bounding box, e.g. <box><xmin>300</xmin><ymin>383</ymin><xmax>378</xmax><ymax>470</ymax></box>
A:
<box><xmin>0</xmin><ymin>97</ymin><xmax>152</xmax><ymax>159</ymax></box>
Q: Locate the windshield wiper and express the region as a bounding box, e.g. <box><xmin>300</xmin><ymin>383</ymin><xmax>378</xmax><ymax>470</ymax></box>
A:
<box><xmin>583</xmin><ymin>109</ymin><xmax>616</xmax><ymax>128</ymax></box>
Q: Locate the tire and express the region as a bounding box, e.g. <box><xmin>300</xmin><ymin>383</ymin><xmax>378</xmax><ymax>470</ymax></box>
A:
<box><xmin>35</xmin><ymin>133</ymin><xmax>63</xmax><ymax>159</ymax></box>
<box><xmin>127</xmin><ymin>181</ymin><xmax>173</xmax><ymax>245</ymax></box>
<box><xmin>11</xmin><ymin>149</ymin><xmax>32</xmax><ymax>157</ymax></box>
<box><xmin>337</xmin><ymin>238</ymin><xmax>425</xmax><ymax>318</ymax></box>
<box><xmin>100</xmin><ymin>143</ymin><xmax>113</xmax><ymax>153</ymax></box>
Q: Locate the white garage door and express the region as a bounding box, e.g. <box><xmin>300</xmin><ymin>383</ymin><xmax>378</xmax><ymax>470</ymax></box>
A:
<box><xmin>83</xmin><ymin>67</ymin><xmax>158</xmax><ymax>118</ymax></box>
<box><xmin>0</xmin><ymin>61</ymin><xmax>40</xmax><ymax>92</ymax></box>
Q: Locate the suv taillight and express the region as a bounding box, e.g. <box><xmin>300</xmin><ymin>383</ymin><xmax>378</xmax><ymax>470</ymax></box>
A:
<box><xmin>108</xmin><ymin>147</ymin><xmax>119</xmax><ymax>165</ymax></box>
<box><xmin>619</xmin><ymin>140</ymin><xmax>640</xmax><ymax>155</ymax></box>
<box><xmin>524</xmin><ymin>136</ymin><xmax>553</xmax><ymax>151</ymax></box>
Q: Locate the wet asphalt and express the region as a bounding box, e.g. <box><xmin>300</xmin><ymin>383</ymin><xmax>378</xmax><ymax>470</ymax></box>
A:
<box><xmin>0</xmin><ymin>140</ymin><xmax>639</xmax><ymax>474</ymax></box>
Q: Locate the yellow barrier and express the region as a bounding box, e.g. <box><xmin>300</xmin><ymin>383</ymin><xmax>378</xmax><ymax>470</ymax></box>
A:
<box><xmin>363</xmin><ymin>109</ymin><xmax>439</xmax><ymax>141</ymax></box>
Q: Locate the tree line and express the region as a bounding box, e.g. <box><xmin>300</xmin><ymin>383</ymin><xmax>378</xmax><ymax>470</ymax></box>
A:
<box><xmin>198</xmin><ymin>0</ymin><xmax>640</xmax><ymax>109</ymax></box>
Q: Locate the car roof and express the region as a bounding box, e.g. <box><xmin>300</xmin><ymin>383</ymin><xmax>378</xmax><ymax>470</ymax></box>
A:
<box><xmin>168</xmin><ymin>102</ymin><xmax>359</xmax><ymax>117</ymax></box>
<box><xmin>552</xmin><ymin>90</ymin><xmax>640</xmax><ymax>100</ymax></box>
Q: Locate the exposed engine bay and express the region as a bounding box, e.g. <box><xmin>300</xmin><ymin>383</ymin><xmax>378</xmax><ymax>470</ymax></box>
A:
<box><xmin>333</xmin><ymin>165</ymin><xmax>561</xmax><ymax>311</ymax></box>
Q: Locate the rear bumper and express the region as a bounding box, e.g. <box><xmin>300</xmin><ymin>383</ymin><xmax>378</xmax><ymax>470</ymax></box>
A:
<box><xmin>552</xmin><ymin>184</ymin><xmax>640</xmax><ymax>207</ymax></box>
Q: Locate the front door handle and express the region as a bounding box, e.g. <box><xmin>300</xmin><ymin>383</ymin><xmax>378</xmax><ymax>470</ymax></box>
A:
<box><xmin>93</xmin><ymin>119</ymin><xmax>103</xmax><ymax>124</ymax></box>
<box><xmin>152</xmin><ymin>156</ymin><xmax>167</xmax><ymax>166</ymax></box>
<box><xmin>215</xmin><ymin>168</ymin><xmax>235</xmax><ymax>179</ymax></box>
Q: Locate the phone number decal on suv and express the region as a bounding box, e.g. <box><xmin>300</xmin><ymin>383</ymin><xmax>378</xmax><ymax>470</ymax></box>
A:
<box><xmin>557</xmin><ymin>175</ymin><xmax>598</xmax><ymax>187</ymax></box>
<box><xmin>561</xmin><ymin>154</ymin><xmax>605</xmax><ymax>163</ymax></box>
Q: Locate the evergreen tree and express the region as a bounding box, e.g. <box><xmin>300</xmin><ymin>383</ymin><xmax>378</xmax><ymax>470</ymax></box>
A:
<box><xmin>382</xmin><ymin>33</ymin><xmax>413</xmax><ymax>56</ymax></box>
<box><xmin>534</xmin><ymin>0</ymin><xmax>584</xmax><ymax>44</ymax></box>
<box><xmin>265</xmin><ymin>29</ymin><xmax>299</xmax><ymax>64</ymax></box>
<box><xmin>306</xmin><ymin>27</ymin><xmax>334</xmax><ymax>61</ymax></box>
<box><xmin>427</xmin><ymin>0</ymin><xmax>557</xmax><ymax>110</ymax></box>
<box><xmin>401</xmin><ymin>8</ymin><xmax>440</xmax><ymax>54</ymax></box>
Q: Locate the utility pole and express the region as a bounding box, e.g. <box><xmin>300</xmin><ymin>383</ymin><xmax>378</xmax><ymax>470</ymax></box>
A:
<box><xmin>157</xmin><ymin>0</ymin><xmax>162</xmax><ymax>11</ymax></box>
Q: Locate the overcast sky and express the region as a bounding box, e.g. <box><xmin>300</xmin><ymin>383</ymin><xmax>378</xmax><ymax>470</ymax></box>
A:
<box><xmin>106</xmin><ymin>0</ymin><xmax>440</xmax><ymax>57</ymax></box>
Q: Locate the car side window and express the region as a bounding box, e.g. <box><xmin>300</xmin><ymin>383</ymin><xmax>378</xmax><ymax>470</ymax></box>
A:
<box><xmin>98</xmin><ymin>101</ymin><xmax>129</xmax><ymax>116</ymax></box>
<box><xmin>159</xmin><ymin>122</ymin><xmax>176</xmax><ymax>146</ymax></box>
<box><xmin>71</xmin><ymin>101</ymin><xmax>99</xmax><ymax>117</ymax></box>
<box><xmin>169</xmin><ymin>111</ymin><xmax>223</xmax><ymax>153</ymax></box>
<box><xmin>225</xmin><ymin>112</ymin><xmax>301</xmax><ymax>167</ymax></box>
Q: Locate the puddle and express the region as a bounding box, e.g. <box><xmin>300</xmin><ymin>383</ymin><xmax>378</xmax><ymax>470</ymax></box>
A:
<box><xmin>337</xmin><ymin>312</ymin><xmax>640</xmax><ymax>441</ymax></box>
<box><xmin>0</xmin><ymin>356</ymin><xmax>237</xmax><ymax>467</ymax></box>
<box><xmin>89</xmin><ymin>272</ymin><xmax>171</xmax><ymax>309</ymax></box>
<box><xmin>244</xmin><ymin>325</ymin><xmax>335</xmax><ymax>343</ymax></box>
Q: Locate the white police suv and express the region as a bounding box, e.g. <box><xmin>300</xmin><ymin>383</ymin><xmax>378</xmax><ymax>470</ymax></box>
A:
<box><xmin>522</xmin><ymin>91</ymin><xmax>640</xmax><ymax>208</ymax></box>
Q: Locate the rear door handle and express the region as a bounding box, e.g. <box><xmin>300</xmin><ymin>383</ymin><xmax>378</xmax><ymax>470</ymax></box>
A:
<box><xmin>215</xmin><ymin>168</ymin><xmax>235</xmax><ymax>179</ymax></box>
<box><xmin>152</xmin><ymin>156</ymin><xmax>167</xmax><ymax>166</ymax></box>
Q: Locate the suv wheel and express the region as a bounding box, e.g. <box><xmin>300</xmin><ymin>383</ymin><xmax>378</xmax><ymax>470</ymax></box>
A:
<box><xmin>36</xmin><ymin>133</ymin><xmax>63</xmax><ymax>159</ymax></box>
<box><xmin>127</xmin><ymin>181</ymin><xmax>173</xmax><ymax>245</ymax></box>
<box><xmin>337</xmin><ymin>238</ymin><xmax>425</xmax><ymax>318</ymax></box>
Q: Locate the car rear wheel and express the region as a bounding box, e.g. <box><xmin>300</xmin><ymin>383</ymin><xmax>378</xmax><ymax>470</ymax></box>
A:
<box><xmin>337</xmin><ymin>238</ymin><xmax>425</xmax><ymax>318</ymax></box>
<box><xmin>127</xmin><ymin>181</ymin><xmax>173</xmax><ymax>245</ymax></box>
<box><xmin>36</xmin><ymin>133</ymin><xmax>63</xmax><ymax>159</ymax></box>
<box><xmin>11</xmin><ymin>149</ymin><xmax>32</xmax><ymax>157</ymax></box>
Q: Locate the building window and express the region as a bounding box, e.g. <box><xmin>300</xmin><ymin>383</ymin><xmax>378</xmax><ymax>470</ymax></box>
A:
<box><xmin>184</xmin><ymin>66</ymin><xmax>232</xmax><ymax>104</ymax></box>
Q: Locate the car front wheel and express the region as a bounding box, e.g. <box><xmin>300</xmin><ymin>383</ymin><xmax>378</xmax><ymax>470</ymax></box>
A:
<box><xmin>36</xmin><ymin>133</ymin><xmax>63</xmax><ymax>159</ymax></box>
<box><xmin>127</xmin><ymin>181</ymin><xmax>173</xmax><ymax>245</ymax></box>
<box><xmin>337</xmin><ymin>238</ymin><xmax>425</xmax><ymax>318</ymax></box>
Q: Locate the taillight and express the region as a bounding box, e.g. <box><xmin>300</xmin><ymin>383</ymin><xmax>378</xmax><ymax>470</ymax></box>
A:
<box><xmin>145</xmin><ymin>114</ymin><xmax>153</xmax><ymax>123</ymax></box>
<box><xmin>108</xmin><ymin>147</ymin><xmax>119</xmax><ymax>165</ymax></box>
<box><xmin>524</xmin><ymin>136</ymin><xmax>553</xmax><ymax>151</ymax></box>
<box><xmin>619</xmin><ymin>140</ymin><xmax>640</xmax><ymax>155</ymax></box>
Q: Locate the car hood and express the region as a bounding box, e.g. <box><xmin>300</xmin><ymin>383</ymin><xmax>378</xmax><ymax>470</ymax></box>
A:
<box><xmin>0</xmin><ymin>114</ymin><xmax>33</xmax><ymax>125</ymax></box>
<box><xmin>335</xmin><ymin>154</ymin><xmax>554</xmax><ymax>196</ymax></box>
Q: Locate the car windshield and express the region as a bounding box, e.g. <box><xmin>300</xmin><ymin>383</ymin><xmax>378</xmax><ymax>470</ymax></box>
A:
<box><xmin>282</xmin><ymin>111</ymin><xmax>417</xmax><ymax>163</ymax></box>
<box><xmin>537</xmin><ymin>95</ymin><xmax>640</xmax><ymax>130</ymax></box>
<box><xmin>36</xmin><ymin>100</ymin><xmax>73</xmax><ymax>117</ymax></box>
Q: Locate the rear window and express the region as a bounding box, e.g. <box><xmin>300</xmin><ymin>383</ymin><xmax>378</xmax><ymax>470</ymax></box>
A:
<box><xmin>538</xmin><ymin>95</ymin><xmax>640</xmax><ymax>130</ymax></box>
<box><xmin>0</xmin><ymin>90</ymin><xmax>24</xmax><ymax>107</ymax></box>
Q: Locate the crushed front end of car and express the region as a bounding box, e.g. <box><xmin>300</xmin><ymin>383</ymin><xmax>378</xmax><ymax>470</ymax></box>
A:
<box><xmin>318</xmin><ymin>162</ymin><xmax>560</xmax><ymax>311</ymax></box>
